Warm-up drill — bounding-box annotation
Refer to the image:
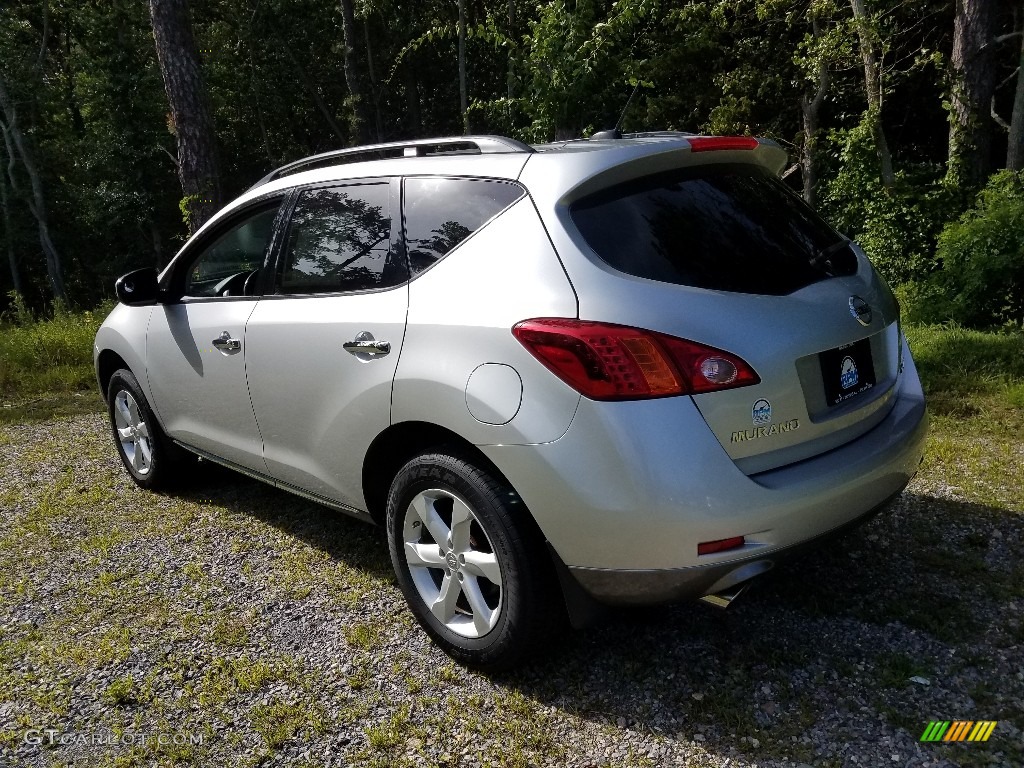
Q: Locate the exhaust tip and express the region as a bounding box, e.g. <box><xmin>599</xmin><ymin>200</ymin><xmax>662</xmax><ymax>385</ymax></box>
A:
<box><xmin>699</xmin><ymin>582</ymin><xmax>750</xmax><ymax>609</ymax></box>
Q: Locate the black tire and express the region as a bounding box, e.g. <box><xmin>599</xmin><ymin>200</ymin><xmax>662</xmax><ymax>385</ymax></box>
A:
<box><xmin>386</xmin><ymin>451</ymin><xmax>557</xmax><ymax>670</ymax></box>
<box><xmin>107</xmin><ymin>368</ymin><xmax>191</xmax><ymax>490</ymax></box>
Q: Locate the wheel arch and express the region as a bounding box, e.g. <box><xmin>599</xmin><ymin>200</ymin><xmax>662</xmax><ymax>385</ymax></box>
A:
<box><xmin>362</xmin><ymin>421</ymin><xmax>519</xmax><ymax>526</ymax></box>
<box><xmin>96</xmin><ymin>349</ymin><xmax>131</xmax><ymax>406</ymax></box>
<box><xmin>366</xmin><ymin>421</ymin><xmax>600</xmax><ymax>634</ymax></box>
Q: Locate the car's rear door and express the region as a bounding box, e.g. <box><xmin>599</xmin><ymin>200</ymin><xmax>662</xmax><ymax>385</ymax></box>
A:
<box><xmin>245</xmin><ymin>179</ymin><xmax>408</xmax><ymax>511</ymax></box>
<box><xmin>146</xmin><ymin>198</ymin><xmax>285</xmax><ymax>471</ymax></box>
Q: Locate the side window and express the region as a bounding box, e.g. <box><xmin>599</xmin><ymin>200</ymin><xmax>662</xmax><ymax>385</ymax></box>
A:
<box><xmin>183</xmin><ymin>205</ymin><xmax>278</xmax><ymax>298</ymax></box>
<box><xmin>403</xmin><ymin>178</ymin><xmax>525</xmax><ymax>275</ymax></box>
<box><xmin>279</xmin><ymin>184</ymin><xmax>401</xmax><ymax>294</ymax></box>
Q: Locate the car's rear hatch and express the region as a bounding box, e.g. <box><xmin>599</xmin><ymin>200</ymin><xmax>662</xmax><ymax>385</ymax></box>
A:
<box><xmin>560</xmin><ymin>156</ymin><xmax>902</xmax><ymax>476</ymax></box>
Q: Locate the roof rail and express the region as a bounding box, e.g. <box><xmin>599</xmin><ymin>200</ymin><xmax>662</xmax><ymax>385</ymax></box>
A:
<box><xmin>250</xmin><ymin>135</ymin><xmax>533</xmax><ymax>190</ymax></box>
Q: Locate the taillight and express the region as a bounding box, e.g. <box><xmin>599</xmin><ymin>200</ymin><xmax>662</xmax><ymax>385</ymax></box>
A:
<box><xmin>687</xmin><ymin>136</ymin><xmax>759</xmax><ymax>152</ymax></box>
<box><xmin>511</xmin><ymin>319</ymin><xmax>759</xmax><ymax>400</ymax></box>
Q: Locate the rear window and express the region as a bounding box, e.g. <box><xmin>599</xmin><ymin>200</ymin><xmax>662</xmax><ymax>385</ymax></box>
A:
<box><xmin>569</xmin><ymin>164</ymin><xmax>854</xmax><ymax>295</ymax></box>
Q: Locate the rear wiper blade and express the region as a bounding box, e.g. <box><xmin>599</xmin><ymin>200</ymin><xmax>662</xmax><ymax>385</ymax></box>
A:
<box><xmin>810</xmin><ymin>238</ymin><xmax>851</xmax><ymax>270</ymax></box>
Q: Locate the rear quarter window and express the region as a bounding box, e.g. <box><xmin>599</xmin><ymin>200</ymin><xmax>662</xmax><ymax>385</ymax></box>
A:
<box><xmin>403</xmin><ymin>178</ymin><xmax>525</xmax><ymax>275</ymax></box>
<box><xmin>569</xmin><ymin>164</ymin><xmax>854</xmax><ymax>296</ymax></box>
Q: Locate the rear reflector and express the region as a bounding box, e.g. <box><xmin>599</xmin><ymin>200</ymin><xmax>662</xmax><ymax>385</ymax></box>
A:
<box><xmin>698</xmin><ymin>536</ymin><xmax>745</xmax><ymax>556</ymax></box>
<box><xmin>512</xmin><ymin>319</ymin><xmax>759</xmax><ymax>400</ymax></box>
<box><xmin>687</xmin><ymin>136</ymin><xmax>759</xmax><ymax>152</ymax></box>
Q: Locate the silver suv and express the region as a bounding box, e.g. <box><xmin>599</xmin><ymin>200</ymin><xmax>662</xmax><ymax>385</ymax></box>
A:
<box><xmin>95</xmin><ymin>133</ymin><xmax>928</xmax><ymax>669</ymax></box>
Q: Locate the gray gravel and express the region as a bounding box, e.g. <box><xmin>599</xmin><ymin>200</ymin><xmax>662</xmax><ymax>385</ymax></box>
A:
<box><xmin>0</xmin><ymin>413</ymin><xmax>1022</xmax><ymax>768</ymax></box>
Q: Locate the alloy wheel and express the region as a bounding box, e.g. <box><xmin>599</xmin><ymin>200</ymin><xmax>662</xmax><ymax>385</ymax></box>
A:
<box><xmin>113</xmin><ymin>390</ymin><xmax>153</xmax><ymax>476</ymax></box>
<box><xmin>402</xmin><ymin>488</ymin><xmax>503</xmax><ymax>638</ymax></box>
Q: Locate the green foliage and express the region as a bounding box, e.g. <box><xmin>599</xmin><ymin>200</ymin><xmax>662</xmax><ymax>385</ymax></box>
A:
<box><xmin>0</xmin><ymin>0</ymin><xmax>1017</xmax><ymax>315</ymax></box>
<box><xmin>820</xmin><ymin>117</ymin><xmax>956</xmax><ymax>286</ymax></box>
<box><xmin>0</xmin><ymin>301</ymin><xmax>110</xmax><ymax>401</ymax></box>
<box><xmin>250</xmin><ymin>698</ymin><xmax>325</xmax><ymax>749</ymax></box>
<box><xmin>103</xmin><ymin>675</ymin><xmax>138</xmax><ymax>706</ymax></box>
<box><xmin>908</xmin><ymin>171</ymin><xmax>1024</xmax><ymax>328</ymax></box>
<box><xmin>179</xmin><ymin>194</ymin><xmax>200</xmax><ymax>230</ymax></box>
<box><xmin>906</xmin><ymin>322</ymin><xmax>1024</xmax><ymax>396</ymax></box>
<box><xmin>517</xmin><ymin>0</ymin><xmax>627</xmax><ymax>140</ymax></box>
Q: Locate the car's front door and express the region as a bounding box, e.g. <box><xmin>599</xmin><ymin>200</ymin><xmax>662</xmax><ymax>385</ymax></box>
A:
<box><xmin>245</xmin><ymin>180</ymin><xmax>408</xmax><ymax>511</ymax></box>
<box><xmin>146</xmin><ymin>200</ymin><xmax>283</xmax><ymax>471</ymax></box>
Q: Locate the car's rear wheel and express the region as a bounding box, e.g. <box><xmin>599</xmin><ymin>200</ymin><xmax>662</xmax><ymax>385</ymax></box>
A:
<box><xmin>386</xmin><ymin>451</ymin><xmax>556</xmax><ymax>670</ymax></box>
<box><xmin>107</xmin><ymin>369</ymin><xmax>189</xmax><ymax>490</ymax></box>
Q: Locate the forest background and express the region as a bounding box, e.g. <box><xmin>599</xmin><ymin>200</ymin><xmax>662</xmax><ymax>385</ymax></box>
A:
<box><xmin>1</xmin><ymin>0</ymin><xmax>1023</xmax><ymax>329</ymax></box>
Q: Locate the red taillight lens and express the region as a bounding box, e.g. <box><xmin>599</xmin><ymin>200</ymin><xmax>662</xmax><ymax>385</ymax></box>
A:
<box><xmin>698</xmin><ymin>536</ymin><xmax>745</xmax><ymax>556</ymax></box>
<box><xmin>511</xmin><ymin>319</ymin><xmax>759</xmax><ymax>400</ymax></box>
<box><xmin>654</xmin><ymin>334</ymin><xmax>760</xmax><ymax>394</ymax></box>
<box><xmin>687</xmin><ymin>136</ymin><xmax>759</xmax><ymax>152</ymax></box>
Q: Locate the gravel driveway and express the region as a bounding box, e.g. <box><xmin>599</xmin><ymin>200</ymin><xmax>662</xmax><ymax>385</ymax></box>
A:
<box><xmin>1</xmin><ymin>414</ymin><xmax>1021</xmax><ymax>767</ymax></box>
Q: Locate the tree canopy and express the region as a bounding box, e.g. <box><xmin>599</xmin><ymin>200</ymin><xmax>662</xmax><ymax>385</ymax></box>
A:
<box><xmin>1</xmin><ymin>0</ymin><xmax>1022</xmax><ymax>325</ymax></box>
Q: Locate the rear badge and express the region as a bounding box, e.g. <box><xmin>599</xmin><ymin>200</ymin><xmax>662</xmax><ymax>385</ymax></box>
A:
<box><xmin>752</xmin><ymin>399</ymin><xmax>772</xmax><ymax>425</ymax></box>
<box><xmin>849</xmin><ymin>295</ymin><xmax>872</xmax><ymax>326</ymax></box>
<box><xmin>733</xmin><ymin>399</ymin><xmax>799</xmax><ymax>444</ymax></box>
<box><xmin>840</xmin><ymin>356</ymin><xmax>859</xmax><ymax>389</ymax></box>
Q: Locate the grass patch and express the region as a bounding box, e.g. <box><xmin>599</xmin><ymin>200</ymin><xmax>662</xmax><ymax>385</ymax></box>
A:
<box><xmin>906</xmin><ymin>323</ymin><xmax>1024</xmax><ymax>392</ymax></box>
<box><xmin>874</xmin><ymin>652</ymin><xmax>932</xmax><ymax>689</ymax></box>
<box><xmin>906</xmin><ymin>323</ymin><xmax>1024</xmax><ymax>434</ymax></box>
<box><xmin>0</xmin><ymin>302</ymin><xmax>112</xmax><ymax>423</ymax></box>
<box><xmin>365</xmin><ymin>704</ymin><xmax>411</xmax><ymax>751</ymax></box>
<box><xmin>103</xmin><ymin>675</ymin><xmax>139</xmax><ymax>706</ymax></box>
<box><xmin>905</xmin><ymin>323</ymin><xmax>1024</xmax><ymax>512</ymax></box>
<box><xmin>343</xmin><ymin>621</ymin><xmax>382</xmax><ymax>650</ymax></box>
<box><xmin>250</xmin><ymin>698</ymin><xmax>326</xmax><ymax>749</ymax></box>
<box><xmin>192</xmin><ymin>655</ymin><xmax>295</xmax><ymax>707</ymax></box>
<box><xmin>210</xmin><ymin>618</ymin><xmax>250</xmax><ymax>648</ymax></box>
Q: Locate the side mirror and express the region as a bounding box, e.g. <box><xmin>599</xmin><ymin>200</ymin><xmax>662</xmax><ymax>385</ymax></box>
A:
<box><xmin>114</xmin><ymin>267</ymin><xmax>160</xmax><ymax>306</ymax></box>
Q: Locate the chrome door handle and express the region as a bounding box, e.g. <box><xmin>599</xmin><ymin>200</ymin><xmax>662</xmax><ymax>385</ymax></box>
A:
<box><xmin>343</xmin><ymin>331</ymin><xmax>391</xmax><ymax>357</ymax></box>
<box><xmin>212</xmin><ymin>331</ymin><xmax>241</xmax><ymax>353</ymax></box>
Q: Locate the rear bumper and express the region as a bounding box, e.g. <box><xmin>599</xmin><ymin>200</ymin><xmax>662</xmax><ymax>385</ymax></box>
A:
<box><xmin>481</xmin><ymin>350</ymin><xmax>927</xmax><ymax>604</ymax></box>
<box><xmin>567</xmin><ymin>488</ymin><xmax>902</xmax><ymax>605</ymax></box>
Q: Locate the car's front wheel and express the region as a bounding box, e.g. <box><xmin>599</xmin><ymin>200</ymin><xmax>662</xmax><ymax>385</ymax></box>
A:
<box><xmin>386</xmin><ymin>451</ymin><xmax>557</xmax><ymax>670</ymax></box>
<box><xmin>107</xmin><ymin>369</ymin><xmax>189</xmax><ymax>490</ymax></box>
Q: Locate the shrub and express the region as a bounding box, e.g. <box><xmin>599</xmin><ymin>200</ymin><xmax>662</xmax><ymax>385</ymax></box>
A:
<box><xmin>820</xmin><ymin>118</ymin><xmax>956</xmax><ymax>287</ymax></box>
<box><xmin>910</xmin><ymin>170</ymin><xmax>1024</xmax><ymax>328</ymax></box>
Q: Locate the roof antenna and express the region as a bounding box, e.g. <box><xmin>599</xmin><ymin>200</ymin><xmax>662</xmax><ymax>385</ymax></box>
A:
<box><xmin>591</xmin><ymin>81</ymin><xmax>642</xmax><ymax>140</ymax></box>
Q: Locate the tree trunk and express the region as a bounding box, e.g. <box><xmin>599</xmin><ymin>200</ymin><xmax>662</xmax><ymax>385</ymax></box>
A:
<box><xmin>849</xmin><ymin>0</ymin><xmax>895</xmax><ymax>188</ymax></box>
<box><xmin>459</xmin><ymin>0</ymin><xmax>468</xmax><ymax>133</ymax></box>
<box><xmin>507</xmin><ymin>0</ymin><xmax>515</xmax><ymax>101</ymax></box>
<box><xmin>362</xmin><ymin>18</ymin><xmax>383</xmax><ymax>142</ymax></box>
<box><xmin>404</xmin><ymin>66</ymin><xmax>421</xmax><ymax>136</ymax></box>
<box><xmin>150</xmin><ymin>219</ymin><xmax>165</xmax><ymax>270</ymax></box>
<box><xmin>0</xmin><ymin>76</ymin><xmax>66</xmax><ymax>304</ymax></box>
<box><xmin>947</xmin><ymin>0</ymin><xmax>998</xmax><ymax>187</ymax></box>
<box><xmin>801</xmin><ymin>16</ymin><xmax>830</xmax><ymax>207</ymax></box>
<box><xmin>339</xmin><ymin>0</ymin><xmax>371</xmax><ymax>145</ymax></box>
<box><xmin>147</xmin><ymin>0</ymin><xmax>221</xmax><ymax>234</ymax></box>
<box><xmin>270</xmin><ymin>31</ymin><xmax>345</xmax><ymax>142</ymax></box>
<box><xmin>1008</xmin><ymin>23</ymin><xmax>1024</xmax><ymax>170</ymax></box>
<box><xmin>249</xmin><ymin>61</ymin><xmax>276</xmax><ymax>167</ymax></box>
<box><xmin>0</xmin><ymin>143</ymin><xmax>22</xmax><ymax>299</ymax></box>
